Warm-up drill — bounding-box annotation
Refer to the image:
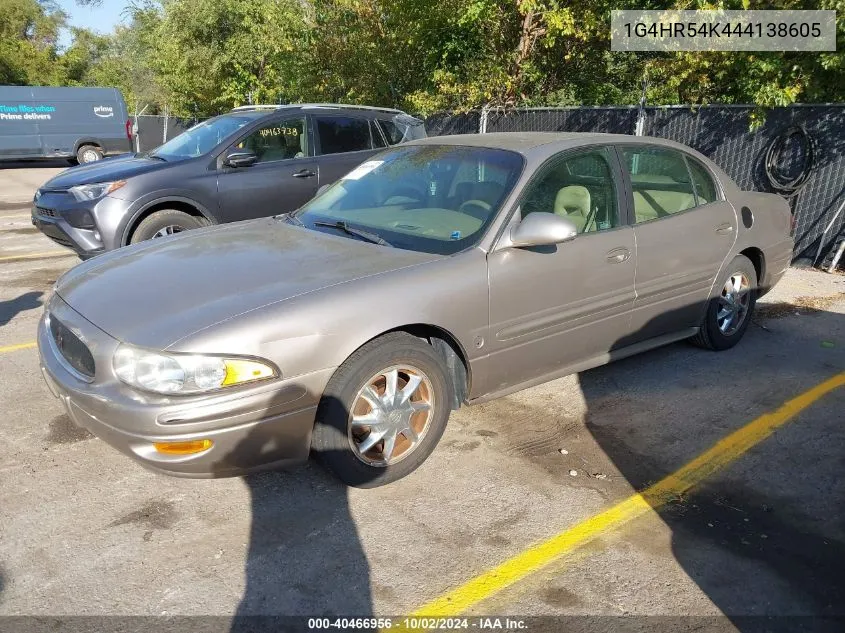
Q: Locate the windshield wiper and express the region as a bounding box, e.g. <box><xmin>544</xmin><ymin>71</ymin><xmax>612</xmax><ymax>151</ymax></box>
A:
<box><xmin>313</xmin><ymin>220</ymin><xmax>391</xmax><ymax>247</ymax></box>
<box><xmin>146</xmin><ymin>153</ymin><xmax>167</xmax><ymax>161</ymax></box>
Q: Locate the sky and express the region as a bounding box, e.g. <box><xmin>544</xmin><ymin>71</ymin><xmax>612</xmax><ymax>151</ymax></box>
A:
<box><xmin>55</xmin><ymin>0</ymin><xmax>131</xmax><ymax>48</ymax></box>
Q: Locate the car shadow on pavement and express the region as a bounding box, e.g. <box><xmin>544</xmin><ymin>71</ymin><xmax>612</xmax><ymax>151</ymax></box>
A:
<box><xmin>578</xmin><ymin>302</ymin><xmax>845</xmax><ymax>631</ymax></box>
<box><xmin>0</xmin><ymin>291</ymin><xmax>43</xmax><ymax>327</ymax></box>
<box><xmin>213</xmin><ymin>397</ymin><xmax>374</xmax><ymax>631</ymax></box>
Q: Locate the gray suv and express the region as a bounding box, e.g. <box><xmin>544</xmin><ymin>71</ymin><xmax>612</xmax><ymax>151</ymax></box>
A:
<box><xmin>31</xmin><ymin>104</ymin><xmax>425</xmax><ymax>259</ymax></box>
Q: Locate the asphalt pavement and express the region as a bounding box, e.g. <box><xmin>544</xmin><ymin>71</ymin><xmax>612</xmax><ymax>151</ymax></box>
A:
<box><xmin>0</xmin><ymin>163</ymin><xmax>843</xmax><ymax>631</ymax></box>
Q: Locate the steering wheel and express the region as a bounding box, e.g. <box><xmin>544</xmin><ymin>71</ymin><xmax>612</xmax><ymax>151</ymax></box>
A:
<box><xmin>458</xmin><ymin>199</ymin><xmax>492</xmax><ymax>219</ymax></box>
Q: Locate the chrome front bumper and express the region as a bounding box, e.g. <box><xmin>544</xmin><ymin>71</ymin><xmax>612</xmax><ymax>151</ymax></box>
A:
<box><xmin>38</xmin><ymin>295</ymin><xmax>333</xmax><ymax>478</ymax></box>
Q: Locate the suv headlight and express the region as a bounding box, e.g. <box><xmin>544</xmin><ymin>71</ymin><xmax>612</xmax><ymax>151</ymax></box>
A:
<box><xmin>113</xmin><ymin>344</ymin><xmax>277</xmax><ymax>395</ymax></box>
<box><xmin>69</xmin><ymin>180</ymin><xmax>126</xmax><ymax>202</ymax></box>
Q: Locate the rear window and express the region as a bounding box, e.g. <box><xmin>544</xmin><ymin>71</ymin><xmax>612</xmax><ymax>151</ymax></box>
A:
<box><xmin>315</xmin><ymin>117</ymin><xmax>372</xmax><ymax>154</ymax></box>
<box><xmin>686</xmin><ymin>158</ymin><xmax>718</xmax><ymax>205</ymax></box>
<box><xmin>378</xmin><ymin>115</ymin><xmax>426</xmax><ymax>145</ymax></box>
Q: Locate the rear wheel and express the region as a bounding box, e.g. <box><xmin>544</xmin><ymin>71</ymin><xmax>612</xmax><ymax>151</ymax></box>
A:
<box><xmin>311</xmin><ymin>332</ymin><xmax>452</xmax><ymax>487</ymax></box>
<box><xmin>76</xmin><ymin>144</ymin><xmax>103</xmax><ymax>164</ymax></box>
<box><xmin>130</xmin><ymin>209</ymin><xmax>206</xmax><ymax>244</ymax></box>
<box><xmin>692</xmin><ymin>254</ymin><xmax>757</xmax><ymax>350</ymax></box>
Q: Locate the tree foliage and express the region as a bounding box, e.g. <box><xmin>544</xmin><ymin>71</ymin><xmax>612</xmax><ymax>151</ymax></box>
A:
<box><xmin>1</xmin><ymin>0</ymin><xmax>843</xmax><ymax>116</ymax></box>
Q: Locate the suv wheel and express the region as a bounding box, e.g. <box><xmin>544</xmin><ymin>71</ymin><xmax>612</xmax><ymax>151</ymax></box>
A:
<box><xmin>311</xmin><ymin>332</ymin><xmax>453</xmax><ymax>488</ymax></box>
<box><xmin>130</xmin><ymin>209</ymin><xmax>207</xmax><ymax>244</ymax></box>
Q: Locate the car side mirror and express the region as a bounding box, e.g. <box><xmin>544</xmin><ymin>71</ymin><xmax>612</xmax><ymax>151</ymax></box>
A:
<box><xmin>224</xmin><ymin>150</ymin><xmax>257</xmax><ymax>168</ymax></box>
<box><xmin>510</xmin><ymin>212</ymin><xmax>578</xmax><ymax>248</ymax></box>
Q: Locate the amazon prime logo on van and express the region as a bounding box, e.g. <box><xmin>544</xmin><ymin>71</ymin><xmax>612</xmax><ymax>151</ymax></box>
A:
<box><xmin>93</xmin><ymin>105</ymin><xmax>114</xmax><ymax>118</ymax></box>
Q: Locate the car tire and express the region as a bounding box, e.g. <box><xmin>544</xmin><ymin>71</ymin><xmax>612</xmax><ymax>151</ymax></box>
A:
<box><xmin>76</xmin><ymin>145</ymin><xmax>104</xmax><ymax>164</ymax></box>
<box><xmin>130</xmin><ymin>209</ymin><xmax>206</xmax><ymax>244</ymax></box>
<box><xmin>691</xmin><ymin>254</ymin><xmax>758</xmax><ymax>351</ymax></box>
<box><xmin>311</xmin><ymin>332</ymin><xmax>453</xmax><ymax>488</ymax></box>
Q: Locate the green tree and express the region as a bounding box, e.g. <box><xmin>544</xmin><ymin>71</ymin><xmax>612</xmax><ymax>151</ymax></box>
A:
<box><xmin>0</xmin><ymin>0</ymin><xmax>67</xmax><ymax>85</ymax></box>
<box><xmin>147</xmin><ymin>0</ymin><xmax>308</xmax><ymax>117</ymax></box>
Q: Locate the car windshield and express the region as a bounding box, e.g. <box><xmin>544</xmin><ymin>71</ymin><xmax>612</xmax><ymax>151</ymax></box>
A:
<box><xmin>150</xmin><ymin>114</ymin><xmax>257</xmax><ymax>160</ymax></box>
<box><xmin>294</xmin><ymin>145</ymin><xmax>524</xmax><ymax>255</ymax></box>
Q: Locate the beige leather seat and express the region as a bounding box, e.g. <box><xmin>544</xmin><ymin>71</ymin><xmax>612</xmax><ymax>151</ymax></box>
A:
<box><xmin>631</xmin><ymin>175</ymin><xmax>697</xmax><ymax>223</ymax></box>
<box><xmin>554</xmin><ymin>185</ymin><xmax>591</xmax><ymax>232</ymax></box>
<box><xmin>297</xmin><ymin>131</ymin><xmax>307</xmax><ymax>158</ymax></box>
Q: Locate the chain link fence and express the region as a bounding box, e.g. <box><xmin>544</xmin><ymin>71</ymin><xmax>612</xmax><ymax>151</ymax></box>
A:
<box><xmin>131</xmin><ymin>114</ymin><xmax>200</xmax><ymax>153</ymax></box>
<box><xmin>132</xmin><ymin>105</ymin><xmax>845</xmax><ymax>266</ymax></box>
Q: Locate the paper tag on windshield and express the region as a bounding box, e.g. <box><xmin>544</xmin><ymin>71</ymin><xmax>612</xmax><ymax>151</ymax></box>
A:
<box><xmin>343</xmin><ymin>160</ymin><xmax>383</xmax><ymax>181</ymax></box>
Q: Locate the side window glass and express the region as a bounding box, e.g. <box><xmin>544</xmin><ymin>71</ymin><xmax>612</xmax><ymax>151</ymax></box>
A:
<box><xmin>686</xmin><ymin>158</ymin><xmax>718</xmax><ymax>205</ymax></box>
<box><xmin>371</xmin><ymin>120</ymin><xmax>387</xmax><ymax>148</ymax></box>
<box><xmin>235</xmin><ymin>118</ymin><xmax>306</xmax><ymax>163</ymax></box>
<box><xmin>378</xmin><ymin>119</ymin><xmax>403</xmax><ymax>145</ymax></box>
<box><xmin>622</xmin><ymin>147</ymin><xmax>697</xmax><ymax>223</ymax></box>
<box><xmin>316</xmin><ymin>117</ymin><xmax>372</xmax><ymax>155</ymax></box>
<box><xmin>520</xmin><ymin>147</ymin><xmax>619</xmax><ymax>234</ymax></box>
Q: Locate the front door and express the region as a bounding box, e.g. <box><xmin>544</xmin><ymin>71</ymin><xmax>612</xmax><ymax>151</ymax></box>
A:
<box><xmin>484</xmin><ymin>146</ymin><xmax>637</xmax><ymax>394</ymax></box>
<box><xmin>216</xmin><ymin>116</ymin><xmax>319</xmax><ymax>222</ymax></box>
<box><xmin>618</xmin><ymin>145</ymin><xmax>738</xmax><ymax>342</ymax></box>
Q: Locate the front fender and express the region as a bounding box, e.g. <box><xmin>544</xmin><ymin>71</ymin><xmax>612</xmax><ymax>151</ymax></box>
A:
<box><xmin>117</xmin><ymin>192</ymin><xmax>218</xmax><ymax>246</ymax></box>
<box><xmin>167</xmin><ymin>251</ymin><xmax>491</xmax><ymax>397</ymax></box>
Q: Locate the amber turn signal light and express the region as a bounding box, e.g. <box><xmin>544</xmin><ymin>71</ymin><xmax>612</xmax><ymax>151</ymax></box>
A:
<box><xmin>153</xmin><ymin>439</ymin><xmax>213</xmax><ymax>455</ymax></box>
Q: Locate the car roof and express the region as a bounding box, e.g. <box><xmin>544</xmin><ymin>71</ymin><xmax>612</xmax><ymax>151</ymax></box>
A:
<box><xmin>230</xmin><ymin>103</ymin><xmax>415</xmax><ymax>118</ymax></box>
<box><xmin>407</xmin><ymin>132</ymin><xmax>693</xmax><ymax>154</ymax></box>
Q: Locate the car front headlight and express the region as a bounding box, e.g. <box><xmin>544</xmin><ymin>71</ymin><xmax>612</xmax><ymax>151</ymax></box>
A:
<box><xmin>113</xmin><ymin>344</ymin><xmax>278</xmax><ymax>395</ymax></box>
<box><xmin>68</xmin><ymin>180</ymin><xmax>126</xmax><ymax>202</ymax></box>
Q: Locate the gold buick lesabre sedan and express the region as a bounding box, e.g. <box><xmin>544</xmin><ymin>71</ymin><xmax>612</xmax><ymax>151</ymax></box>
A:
<box><xmin>38</xmin><ymin>133</ymin><xmax>794</xmax><ymax>487</ymax></box>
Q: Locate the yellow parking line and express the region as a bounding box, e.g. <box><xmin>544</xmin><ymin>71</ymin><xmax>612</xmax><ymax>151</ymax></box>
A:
<box><xmin>0</xmin><ymin>341</ymin><xmax>37</xmax><ymax>353</ymax></box>
<box><xmin>0</xmin><ymin>251</ymin><xmax>73</xmax><ymax>263</ymax></box>
<box><xmin>410</xmin><ymin>371</ymin><xmax>845</xmax><ymax>617</ymax></box>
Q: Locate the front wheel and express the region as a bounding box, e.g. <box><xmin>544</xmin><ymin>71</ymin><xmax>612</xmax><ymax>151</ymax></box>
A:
<box><xmin>130</xmin><ymin>209</ymin><xmax>206</xmax><ymax>244</ymax></box>
<box><xmin>692</xmin><ymin>254</ymin><xmax>757</xmax><ymax>351</ymax></box>
<box><xmin>311</xmin><ymin>332</ymin><xmax>452</xmax><ymax>488</ymax></box>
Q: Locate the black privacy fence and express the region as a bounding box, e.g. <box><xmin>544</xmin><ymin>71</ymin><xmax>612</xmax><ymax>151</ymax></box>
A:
<box><xmin>133</xmin><ymin>105</ymin><xmax>845</xmax><ymax>265</ymax></box>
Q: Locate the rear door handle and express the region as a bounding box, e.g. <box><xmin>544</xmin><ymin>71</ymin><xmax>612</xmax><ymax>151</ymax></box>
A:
<box><xmin>292</xmin><ymin>169</ymin><xmax>316</xmax><ymax>178</ymax></box>
<box><xmin>606</xmin><ymin>247</ymin><xmax>631</xmax><ymax>264</ymax></box>
<box><xmin>715</xmin><ymin>223</ymin><xmax>734</xmax><ymax>234</ymax></box>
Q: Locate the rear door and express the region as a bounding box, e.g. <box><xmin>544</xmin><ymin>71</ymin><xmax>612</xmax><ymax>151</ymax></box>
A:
<box><xmin>312</xmin><ymin>115</ymin><xmax>384</xmax><ymax>186</ymax></box>
<box><xmin>618</xmin><ymin>144</ymin><xmax>738</xmax><ymax>341</ymax></box>
<box><xmin>216</xmin><ymin>115</ymin><xmax>319</xmax><ymax>221</ymax></box>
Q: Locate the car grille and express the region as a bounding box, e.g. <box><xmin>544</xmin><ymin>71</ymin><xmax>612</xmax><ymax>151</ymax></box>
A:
<box><xmin>49</xmin><ymin>315</ymin><xmax>95</xmax><ymax>379</ymax></box>
<box><xmin>37</xmin><ymin>207</ymin><xmax>58</xmax><ymax>218</ymax></box>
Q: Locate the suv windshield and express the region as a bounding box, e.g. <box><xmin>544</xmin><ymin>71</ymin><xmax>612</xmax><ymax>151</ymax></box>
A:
<box><xmin>295</xmin><ymin>144</ymin><xmax>524</xmax><ymax>255</ymax></box>
<box><xmin>150</xmin><ymin>114</ymin><xmax>257</xmax><ymax>160</ymax></box>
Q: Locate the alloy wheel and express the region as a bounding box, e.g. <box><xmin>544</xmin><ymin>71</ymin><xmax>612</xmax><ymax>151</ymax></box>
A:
<box><xmin>717</xmin><ymin>272</ymin><xmax>751</xmax><ymax>335</ymax></box>
<box><xmin>348</xmin><ymin>365</ymin><xmax>435</xmax><ymax>467</ymax></box>
<box><xmin>152</xmin><ymin>225</ymin><xmax>185</xmax><ymax>239</ymax></box>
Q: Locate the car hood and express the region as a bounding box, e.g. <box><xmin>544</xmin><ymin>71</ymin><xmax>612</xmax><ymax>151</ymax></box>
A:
<box><xmin>55</xmin><ymin>218</ymin><xmax>441</xmax><ymax>349</ymax></box>
<box><xmin>41</xmin><ymin>154</ymin><xmax>177</xmax><ymax>190</ymax></box>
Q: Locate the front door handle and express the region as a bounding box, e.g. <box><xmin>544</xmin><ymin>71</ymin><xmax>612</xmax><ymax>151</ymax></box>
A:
<box><xmin>606</xmin><ymin>247</ymin><xmax>631</xmax><ymax>264</ymax></box>
<box><xmin>715</xmin><ymin>223</ymin><xmax>735</xmax><ymax>234</ymax></box>
<box><xmin>292</xmin><ymin>169</ymin><xmax>316</xmax><ymax>178</ymax></box>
